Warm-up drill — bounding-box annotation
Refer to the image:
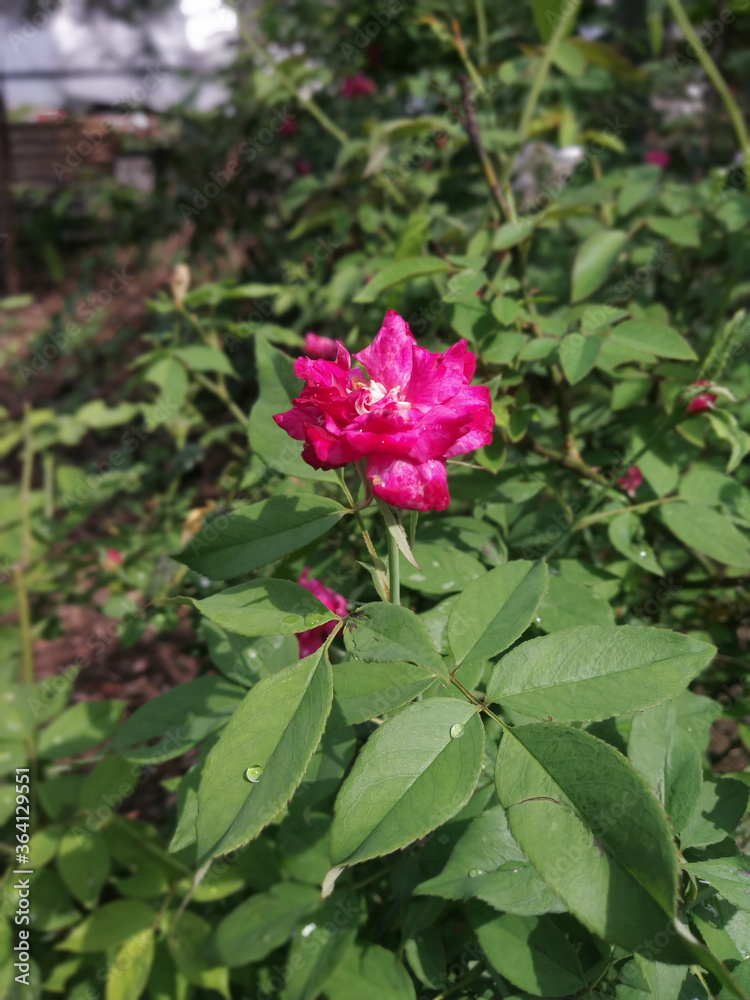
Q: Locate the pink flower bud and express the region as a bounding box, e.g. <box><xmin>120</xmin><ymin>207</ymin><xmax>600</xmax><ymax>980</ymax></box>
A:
<box><xmin>303</xmin><ymin>332</ymin><xmax>339</xmax><ymax>360</ymax></box>
<box><xmin>616</xmin><ymin>466</ymin><xmax>643</xmax><ymax>499</ymax></box>
<box><xmin>645</xmin><ymin>150</ymin><xmax>670</xmax><ymax>169</ymax></box>
<box><xmin>296</xmin><ymin>568</ymin><xmax>348</xmax><ymax>657</ymax></box>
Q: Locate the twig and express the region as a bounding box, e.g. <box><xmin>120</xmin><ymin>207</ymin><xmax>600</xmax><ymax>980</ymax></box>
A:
<box><xmin>459</xmin><ymin>75</ymin><xmax>510</xmax><ymax>221</ymax></box>
<box><xmin>518</xmin><ymin>437</ymin><xmax>609</xmax><ymax>485</ymax></box>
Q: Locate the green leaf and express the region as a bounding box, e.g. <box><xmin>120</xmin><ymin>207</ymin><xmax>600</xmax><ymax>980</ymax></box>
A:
<box><xmin>193</xmin><ymin>579</ymin><xmax>341</xmax><ymax>637</ymax></box>
<box><xmin>532</xmin><ymin>0</ymin><xmax>579</xmax><ymax>42</ymax></box>
<box><xmin>58</xmin><ymin>900</ymin><xmax>156</xmax><ymax>952</ymax></box>
<box><xmin>173</xmin><ymin>345</ymin><xmax>236</xmax><ymax>377</ymax></box>
<box><xmin>608</xmin><ymin>512</ymin><xmax>663</xmax><ymax>576</ymax></box>
<box><xmin>684</xmin><ymin>855</ymin><xmax>750</xmax><ymax>912</ymax></box>
<box><xmin>57</xmin><ymin>828</ymin><xmax>110</xmax><ymax>909</ymax></box>
<box><xmin>331</xmin><ymin>661</ymin><xmax>435</xmax><ymax>727</ymax></box>
<box><xmin>214</xmin><ymin>883</ymin><xmax>321</xmax><ymax>966</ymax></box>
<box><xmin>203</xmin><ymin>621</ymin><xmax>298</xmax><ymax>686</ymax></box>
<box><xmin>609</xmin><ymin>320</ymin><xmax>697</xmax><ymax>360</ymax></box>
<box><xmin>492</xmin><ymin>219</ymin><xmax>535</xmax><ymax>250</ymax></box>
<box><xmin>559</xmin><ymin>333</ymin><xmax>601</xmax><ymax>384</ymax></box>
<box><xmin>634</xmin><ymin>956</ymin><xmax>689</xmax><ymax>1000</ymax></box>
<box><xmin>495</xmin><ymin>723</ymin><xmax>685</xmax><ymax>958</ymax></box>
<box><xmin>330</xmin><ymin>700</ymin><xmax>484</xmax><ymax>865</ymax></box>
<box><xmin>106</xmin><ymin>929</ymin><xmax>154</xmax><ymax>1000</ymax></box>
<box><xmin>38</xmin><ymin>700</ymin><xmax>126</xmax><ymax>759</ymax></box>
<box><xmin>344</xmin><ymin>602</ymin><xmax>449</xmax><ymax>682</ymax></box>
<box><xmin>447</xmin><ymin>560</ymin><xmax>548</xmax><ymax>667</ymax></box>
<box><xmin>282</xmin><ymin>893</ymin><xmax>359</xmax><ymax>1000</ymax></box>
<box><xmin>196</xmin><ymin>647</ymin><xmax>333</xmax><ymax>861</ymax></box>
<box><xmin>248</xmin><ymin>337</ymin><xmax>335</xmax><ymax>481</ymax></box>
<box><xmin>111</xmin><ymin>677</ymin><xmax>244</xmax><ymax>763</ymax></box>
<box><xmin>706</xmin><ymin>410</ymin><xmax>750</xmax><ymax>474</ymax></box>
<box><xmin>352</xmin><ymin>257</ymin><xmax>453</xmax><ymax>303</ymax></box>
<box><xmin>468</xmin><ymin>905</ymin><xmax>590</xmax><ymax>996</ymax></box>
<box><xmin>487</xmin><ymin>625</ymin><xmax>715</xmax><ymax>723</ymax></box>
<box><xmin>401</xmin><ymin>541</ymin><xmax>484</xmax><ymax>596</ymax></box>
<box><xmin>168</xmin><ymin>910</ymin><xmax>230</xmax><ymax>996</ymax></box>
<box><xmin>536</xmin><ymin>575</ymin><xmax>615</xmax><ymax>631</ymax></box>
<box><xmin>177</xmin><ymin>494</ymin><xmax>347</xmax><ymax>579</ymax></box>
<box><xmin>416</xmin><ymin>803</ymin><xmax>565</xmax><ymax>916</ymax></box>
<box><xmin>628</xmin><ymin>702</ymin><xmax>703</xmax><ymax>834</ymax></box>
<box><xmin>647</xmin><ymin>215</ymin><xmax>701</xmax><ymax>247</ymax></box>
<box><xmin>680</xmin><ymin>778</ymin><xmax>749</xmax><ymax>849</ymax></box>
<box><xmin>571</xmin><ymin>229</ymin><xmax>628</xmax><ymax>303</ymax></box>
<box><xmin>323</xmin><ymin>943</ymin><xmax>416</xmax><ymax>1000</ymax></box>
<box><xmin>659</xmin><ymin>502</ymin><xmax>750</xmax><ymax>569</ymax></box>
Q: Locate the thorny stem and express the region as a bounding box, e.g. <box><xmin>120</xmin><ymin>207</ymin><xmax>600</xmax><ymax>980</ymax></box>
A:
<box><xmin>573</xmin><ymin>495</ymin><xmax>682</xmax><ymax>531</ymax></box>
<box><xmin>193</xmin><ymin>371</ymin><xmax>249</xmax><ymax>428</ymax></box>
<box><xmin>519</xmin><ymin>437</ymin><xmax>608</xmax><ymax>485</ymax></box>
<box><xmin>665</xmin><ymin>0</ymin><xmax>750</xmax><ymax>191</ymax></box>
<box><xmin>518</xmin><ymin>0</ymin><xmax>583</xmax><ymax>140</ymax></box>
<box><xmin>459</xmin><ymin>75</ymin><xmax>510</xmax><ymax>221</ymax></box>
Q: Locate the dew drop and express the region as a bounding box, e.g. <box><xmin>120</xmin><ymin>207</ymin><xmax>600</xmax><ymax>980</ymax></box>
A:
<box><xmin>245</xmin><ymin>765</ymin><xmax>264</xmax><ymax>783</ymax></box>
<box><xmin>535</xmin><ymin>616</ymin><xmax>542</xmax><ymax>623</ymax></box>
<box><xmin>441</xmin><ymin>580</ymin><xmax>456</xmax><ymax>590</ymax></box>
<box><xmin>450</xmin><ymin>722</ymin><xmax>465</xmax><ymax>740</ymax></box>
<box><xmin>639</xmin><ymin>550</ymin><xmax>647</xmax><ymax>557</ymax></box>
<box><xmin>282</xmin><ymin>615</ymin><xmax>300</xmax><ymax>624</ymax></box>
<box><xmin>468</xmin><ymin>868</ymin><xmax>485</xmax><ymax>878</ymax></box>
<box><xmin>301</xmin><ymin>922</ymin><xmax>317</xmax><ymax>937</ymax></box>
<box><xmin>304</xmin><ymin>614</ymin><xmax>325</xmax><ymax>627</ymax></box>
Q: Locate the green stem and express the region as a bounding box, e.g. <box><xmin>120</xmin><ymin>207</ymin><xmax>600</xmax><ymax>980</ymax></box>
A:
<box><xmin>666</xmin><ymin>0</ymin><xmax>750</xmax><ymax>190</ymax></box>
<box><xmin>519</xmin><ymin>0</ymin><xmax>582</xmax><ymax>140</ymax></box>
<box><xmin>16</xmin><ymin>404</ymin><xmax>34</xmax><ymax>686</ymax></box>
<box><xmin>387</xmin><ymin>527</ymin><xmax>400</xmax><ymax>606</ymax></box>
<box><xmin>242</xmin><ymin>30</ymin><xmax>349</xmax><ymax>146</ymax></box>
<box><xmin>193</xmin><ymin>371</ymin><xmax>249</xmax><ymax>428</ymax></box>
<box><xmin>475</xmin><ymin>0</ymin><xmax>488</xmax><ymax>65</ymax></box>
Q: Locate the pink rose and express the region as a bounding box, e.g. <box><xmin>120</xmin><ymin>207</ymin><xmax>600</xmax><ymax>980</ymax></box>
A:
<box><xmin>341</xmin><ymin>73</ymin><xmax>376</xmax><ymax>98</ymax></box>
<box><xmin>297</xmin><ymin>568</ymin><xmax>348</xmax><ymax>657</ymax></box>
<box><xmin>280</xmin><ymin>115</ymin><xmax>298</xmax><ymax>135</ymax></box>
<box><xmin>274</xmin><ymin>310</ymin><xmax>495</xmax><ymax>511</ymax></box>
<box><xmin>645</xmin><ymin>150</ymin><xmax>670</xmax><ymax>169</ymax></box>
<box><xmin>304</xmin><ymin>332</ymin><xmax>338</xmax><ymax>360</ymax></box>
<box><xmin>687</xmin><ymin>380</ymin><xmax>718</xmax><ymax>414</ymax></box>
<box><xmin>616</xmin><ymin>465</ymin><xmax>643</xmax><ymax>499</ymax></box>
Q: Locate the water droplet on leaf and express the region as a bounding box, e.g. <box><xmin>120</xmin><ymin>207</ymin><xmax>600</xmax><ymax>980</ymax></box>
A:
<box><xmin>282</xmin><ymin>615</ymin><xmax>300</xmax><ymax>624</ymax></box>
<box><xmin>468</xmin><ymin>868</ymin><xmax>485</xmax><ymax>878</ymax></box>
<box><xmin>639</xmin><ymin>550</ymin><xmax>647</xmax><ymax>557</ymax></box>
<box><xmin>245</xmin><ymin>765</ymin><xmax>264</xmax><ymax>783</ymax></box>
<box><xmin>535</xmin><ymin>616</ymin><xmax>542</xmax><ymax>622</ymax></box>
<box><xmin>450</xmin><ymin>723</ymin><xmax>465</xmax><ymax>740</ymax></box>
